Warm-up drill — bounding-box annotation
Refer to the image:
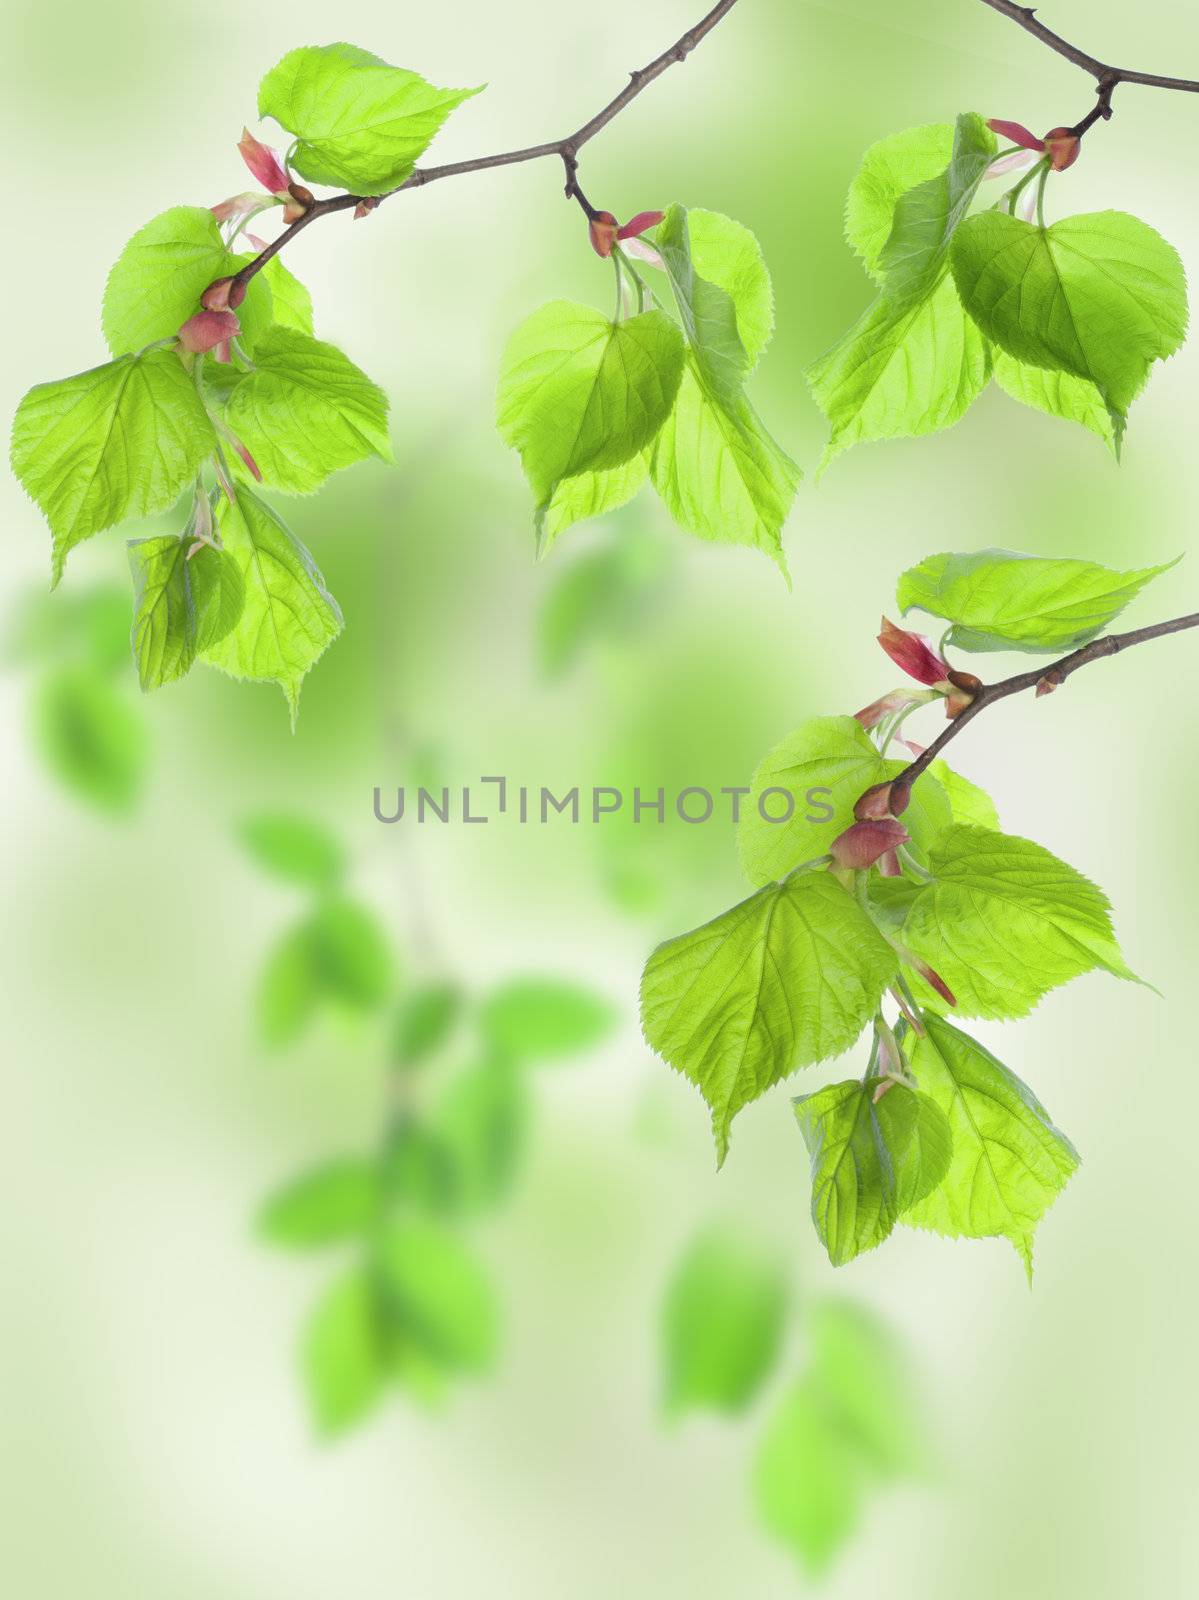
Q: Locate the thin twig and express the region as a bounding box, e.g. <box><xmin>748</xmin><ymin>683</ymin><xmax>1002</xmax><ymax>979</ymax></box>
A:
<box><xmin>229</xmin><ymin>0</ymin><xmax>741</xmax><ymax>297</ymax></box>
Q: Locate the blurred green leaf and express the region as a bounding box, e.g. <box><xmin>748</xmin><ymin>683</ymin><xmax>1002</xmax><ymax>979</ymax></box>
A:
<box><xmin>302</xmin><ymin>1267</ymin><xmax>388</xmax><ymax>1438</ymax></box>
<box><xmin>662</xmin><ymin>1225</ymin><xmax>787</xmax><ymax>1417</ymax></box>
<box><xmin>32</xmin><ymin>667</ymin><xmax>147</xmax><ymax>814</ymax></box>
<box><xmin>480</xmin><ymin>977</ymin><xmax>614</xmax><ymax>1063</ymax></box>
<box><xmin>307</xmin><ymin>897</ymin><xmax>394</xmax><ymax>1010</ymax></box>
<box><xmin>258</xmin><ymin>1157</ymin><xmax>380</xmax><ymax>1248</ymax></box>
<box><xmin>537</xmin><ymin>536</ymin><xmax>666</xmax><ymax>679</ymax></box>
<box><xmin>375</xmin><ymin>1219</ymin><xmax>498</xmax><ymax>1373</ymax></box>
<box><xmin>392</xmin><ymin>981</ymin><xmax>462</xmax><ymax>1069</ymax></box>
<box><xmin>808</xmin><ymin>1300</ymin><xmax>926</xmax><ymax>1478</ymax></box>
<box><xmin>435</xmin><ymin>1057</ymin><xmax>528</xmax><ymax>1215</ymax></box>
<box><xmin>384</xmin><ymin>1119</ymin><xmax>458</xmax><ymax>1214</ymax></box>
<box><xmin>753</xmin><ymin>1375</ymin><xmax>866</xmax><ymax>1578</ymax></box>
<box><xmin>239</xmin><ymin>812</ymin><xmax>346</xmax><ymax>889</ymax></box>
<box><xmin>257</xmin><ymin>923</ymin><xmax>320</xmax><ymax>1046</ymax></box>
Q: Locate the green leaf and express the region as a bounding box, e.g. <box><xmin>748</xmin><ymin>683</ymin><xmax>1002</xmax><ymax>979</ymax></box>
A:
<box><xmin>685</xmin><ymin>208</ymin><xmax>775</xmax><ymax>367</ymax></box>
<box><xmin>536</xmin><ymin>534</ymin><xmax>663</xmax><ymax>672</ymax></box>
<box><xmin>304</xmin><ymin>896</ymin><xmax>394</xmax><ymax>1011</ymax></box>
<box><xmin>992</xmin><ymin>351</ymin><xmax>1114</xmax><ymax>450</ymax></box>
<box><xmin>127</xmin><ymin>536</ymin><xmax>197</xmax><ymax>691</ymax></box>
<box><xmin>383</xmin><ymin>1119</ymin><xmax>458</xmax><ymax>1214</ymax></box>
<box><xmin>302</xmin><ymin>1267</ymin><xmax>387</xmax><ymax>1437</ymax></box>
<box><xmin>259</xmin><ymin>44</ymin><xmax>481</xmax><ymax>194</ymax></box>
<box><xmin>12</xmin><ymin>350</ymin><xmax>216</xmax><ymax>581</ymax></box>
<box><xmin>434</xmin><ymin>1057</ymin><xmax>528</xmax><ymax>1215</ymax></box>
<box><xmin>539</xmin><ymin>457</ymin><xmax>649</xmax><ymax>552</ymax></box>
<box><xmin>641</xmin><ymin>873</ymin><xmax>898</xmax><ymax>1163</ymax></box>
<box><xmin>32</xmin><ymin>667</ymin><xmax>147</xmax><ymax>814</ymax></box>
<box><xmin>393</xmin><ymin>981</ymin><xmax>462</xmax><ymax>1068</ymax></box>
<box><xmin>950</xmin><ymin>210</ymin><xmax>1188</xmax><ymax>438</ymax></box>
<box><xmin>807</xmin><ymin>276</ymin><xmax>990</xmax><ymax>466</ymax></box>
<box><xmin>928</xmin><ymin>759</ymin><xmax>999</xmax><ymax>831</ymax></box>
<box><xmin>238</xmin><ymin>812</ymin><xmax>345</xmax><ymax>888</ymax></box>
<box><xmin>657</xmin><ymin>204</ymin><xmax>752</xmax><ymax>405</ymax></box>
<box><xmin>901</xmin><ymin>825</ymin><xmax>1139</xmax><ymax>1019</ymax></box>
<box><xmin>496</xmin><ymin>301</ymin><xmax>684</xmax><ymax>539</ymax></box>
<box><xmin>753</xmin><ymin>1376</ymin><xmax>866</xmax><ymax>1577</ymax></box>
<box><xmin>807</xmin><ymin>1299</ymin><xmax>926</xmax><ymax>1477</ymax></box>
<box><xmin>201</xmin><ymin>488</ymin><xmax>342</xmax><ymax>718</ymax></box>
<box><xmin>258</xmin><ymin>924</ymin><xmax>320</xmax><ymax>1046</ymax></box>
<box><xmin>897</xmin><ymin>547</ymin><xmax>1178</xmax><ymax>654</ymax></box>
<box><xmin>737</xmin><ymin>715</ymin><xmax>953</xmax><ymax>886</ymax></box>
<box><xmin>845</xmin><ymin>122</ymin><xmax>955</xmax><ymax>282</ymax></box>
<box><xmin>262</xmin><ymin>256</ymin><xmax>315</xmax><ymax>334</ymax></box>
<box><xmin>190</xmin><ymin>542</ymin><xmax>246</xmax><ymax>651</ymax></box>
<box><xmin>904</xmin><ymin>1015</ymin><xmax>1079</xmax><ymax>1274</ymax></box>
<box><xmin>375</xmin><ymin>1218</ymin><xmax>498</xmax><ymax>1372</ymax></box>
<box><xmin>222</xmin><ymin>327</ymin><xmax>392</xmax><ymax>494</ymax></box>
<box><xmin>480</xmin><ymin>977</ymin><xmax>614</xmax><ymax>1063</ymax></box>
<box><xmin>876</xmin><ymin>112</ymin><xmax>996</xmax><ymax>308</ymax></box>
<box><xmin>793</xmin><ymin>1080</ymin><xmax>949</xmax><ymax>1265</ymax></box>
<box><xmin>661</xmin><ymin>1225</ymin><xmax>787</xmax><ymax>1417</ymax></box>
<box><xmin>649</xmin><ymin>362</ymin><xmax>799</xmax><ymax>570</ymax></box>
<box><xmin>101</xmin><ymin>205</ymin><xmax>273</xmax><ymax>355</ymax></box>
<box><xmin>258</xmin><ymin>1157</ymin><xmax>380</xmax><ymax>1248</ymax></box>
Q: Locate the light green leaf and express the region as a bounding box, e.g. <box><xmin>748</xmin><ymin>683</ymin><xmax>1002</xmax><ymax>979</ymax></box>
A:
<box><xmin>189</xmin><ymin>543</ymin><xmax>246</xmax><ymax>651</ymax></box>
<box><xmin>302</xmin><ymin>1267</ymin><xmax>387</xmax><ymax>1437</ymax></box>
<box><xmin>951</xmin><ymin>210</ymin><xmax>1187</xmax><ymax>438</ymax></box>
<box><xmin>238</xmin><ymin>811</ymin><xmax>345</xmax><ymax>887</ymax></box>
<box><xmin>258</xmin><ymin>44</ymin><xmax>481</xmax><ymax>194</ymax></box>
<box><xmin>905</xmin><ymin>1015</ymin><xmax>1079</xmax><ymax>1274</ymax></box>
<box><xmin>902</xmin><ymin>825</ymin><xmax>1139</xmax><ymax>1019</ymax></box>
<box><xmin>32</xmin><ymin>667</ymin><xmax>147</xmax><ymax>814</ymax></box>
<box><xmin>128</xmin><ymin>535</ymin><xmax>197</xmax><ymax>691</ymax></box>
<box><xmin>222</xmin><ymin>327</ymin><xmax>392</xmax><ymax>494</ymax></box>
<box><xmin>876</xmin><ymin>112</ymin><xmax>996</xmax><ymax>308</ymax></box>
<box><xmin>480</xmin><ymin>977</ymin><xmax>614</xmax><ymax>1063</ymax></box>
<box><xmin>434</xmin><ymin>1057</ymin><xmax>528</xmax><ymax>1215</ymax></box>
<box><xmin>685</xmin><ymin>208</ymin><xmax>775</xmax><ymax>367</ymax></box>
<box><xmin>992</xmin><ymin>351</ymin><xmax>1114</xmax><ymax>450</ymax></box>
<box><xmin>845</xmin><ymin>122</ymin><xmax>955</xmax><ymax>282</ymax></box>
<box><xmin>101</xmin><ymin>205</ymin><xmax>273</xmax><ymax>355</ymax></box>
<box><xmin>808</xmin><ymin>276</ymin><xmax>990</xmax><ymax>466</ymax></box>
<box><xmin>258</xmin><ymin>924</ymin><xmax>320</xmax><ymax>1045</ymax></box>
<box><xmin>641</xmin><ymin>873</ymin><xmax>898</xmax><ymax>1163</ymax></box>
<box><xmin>897</xmin><ymin>547</ymin><xmax>1178</xmax><ymax>653</ymax></box>
<box><xmin>262</xmin><ymin>256</ymin><xmax>315</xmax><ymax>334</ymax></box>
<box><xmin>540</xmin><ymin>457</ymin><xmax>649</xmax><ymax>552</ymax></box>
<box><xmin>661</xmin><ymin>1225</ymin><xmax>787</xmax><ymax>1417</ymax></box>
<box><xmin>304</xmin><ymin>896</ymin><xmax>394</xmax><ymax>1011</ymax></box>
<box><xmin>807</xmin><ymin>1299</ymin><xmax>926</xmax><ymax>1477</ymax></box>
<box><xmin>793</xmin><ymin>1080</ymin><xmax>949</xmax><ymax>1265</ymax></box>
<box><xmin>657</xmin><ymin>204</ymin><xmax>751</xmax><ymax>405</ymax></box>
<box><xmin>737</xmin><ymin>715</ymin><xmax>953</xmax><ymax>886</ymax></box>
<box><xmin>928</xmin><ymin>759</ymin><xmax>999</xmax><ymax>831</ymax></box>
<box><xmin>393</xmin><ymin>981</ymin><xmax>462</xmax><ymax>1068</ymax></box>
<box><xmin>12</xmin><ymin>350</ymin><xmax>215</xmax><ymax>581</ymax></box>
<box><xmin>496</xmin><ymin>301</ymin><xmax>684</xmax><ymax>537</ymax></box>
<box><xmin>754</xmin><ymin>1376</ymin><xmax>867</xmax><ymax>1578</ymax></box>
<box><xmin>649</xmin><ymin>362</ymin><xmax>798</xmax><ymax>570</ymax></box>
<box><xmin>375</xmin><ymin>1218</ymin><xmax>498</xmax><ymax>1372</ymax></box>
<box><xmin>201</xmin><ymin>488</ymin><xmax>342</xmax><ymax>717</ymax></box>
<box><xmin>258</xmin><ymin>1158</ymin><xmax>380</xmax><ymax>1248</ymax></box>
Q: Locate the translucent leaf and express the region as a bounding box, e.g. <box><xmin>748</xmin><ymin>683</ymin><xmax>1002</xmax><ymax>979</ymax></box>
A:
<box><xmin>928</xmin><ymin>759</ymin><xmax>999</xmax><ymax>830</ymax></box>
<box><xmin>661</xmin><ymin>1225</ymin><xmax>787</xmax><ymax>1417</ymax></box>
<box><xmin>685</xmin><ymin>208</ymin><xmax>775</xmax><ymax>367</ymax></box>
<box><xmin>258</xmin><ymin>1157</ymin><xmax>380</xmax><ymax>1248</ymax></box>
<box><xmin>301</xmin><ymin>1267</ymin><xmax>387</xmax><ymax>1437</ymax></box>
<box><xmin>375</xmin><ymin>1218</ymin><xmax>498</xmax><ymax>1372</ymax></box>
<box><xmin>897</xmin><ymin>547</ymin><xmax>1179</xmax><ymax>653</ymax></box>
<box><xmin>190</xmin><ymin>543</ymin><xmax>246</xmax><ymax>651</ymax></box>
<box><xmin>258</xmin><ymin>43</ymin><xmax>481</xmax><ymax>194</ymax></box>
<box><xmin>657</xmin><ymin>203</ymin><xmax>752</xmax><ymax>405</ymax></box>
<box><xmin>845</xmin><ymin>122</ymin><xmax>954</xmax><ymax>282</ymax></box>
<box><xmin>641</xmin><ymin>873</ymin><xmax>898</xmax><ymax>1163</ymax></box>
<box><xmin>992</xmin><ymin>351</ymin><xmax>1114</xmax><ymax>450</ymax></box>
<box><xmin>11</xmin><ymin>350</ymin><xmax>216</xmax><ymax>581</ymax></box>
<box><xmin>539</xmin><ymin>457</ymin><xmax>649</xmax><ymax>553</ymax></box>
<box><xmin>32</xmin><ymin>667</ymin><xmax>147</xmax><ymax>814</ymax></box>
<box><xmin>238</xmin><ymin>812</ymin><xmax>345</xmax><ymax>888</ymax></box>
<box><xmin>479</xmin><ymin>978</ymin><xmax>614</xmax><ymax>1062</ymax></box>
<box><xmin>876</xmin><ymin>112</ymin><xmax>996</xmax><ymax>308</ymax></box>
<box><xmin>262</xmin><ymin>256</ymin><xmax>315</xmax><ymax>334</ymax></box>
<box><xmin>127</xmin><ymin>535</ymin><xmax>197</xmax><ymax>691</ymax></box>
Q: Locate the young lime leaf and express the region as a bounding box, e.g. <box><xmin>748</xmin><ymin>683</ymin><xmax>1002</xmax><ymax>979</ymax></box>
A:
<box><xmin>258</xmin><ymin>44</ymin><xmax>482</xmax><ymax>195</ymax></box>
<box><xmin>540</xmin><ymin>457</ymin><xmax>650</xmax><ymax>553</ymax></box>
<box><xmin>902</xmin><ymin>825</ymin><xmax>1140</xmax><ymax>1019</ymax></box>
<box><xmin>876</xmin><ymin>112</ymin><xmax>997</xmax><ymax>309</ymax></box>
<box><xmin>479</xmin><ymin>977</ymin><xmax>614</xmax><ymax>1063</ymax></box>
<box><xmin>393</xmin><ymin>981</ymin><xmax>462</xmax><ymax>1068</ymax></box>
<box><xmin>433</xmin><ymin>1057</ymin><xmax>528</xmax><ymax>1216</ymax></box>
<box><xmin>807</xmin><ymin>277</ymin><xmax>990</xmax><ymax>467</ymax></box>
<box><xmin>496</xmin><ymin>301</ymin><xmax>684</xmax><ymax>537</ymax></box>
<box><xmin>737</xmin><ymin>715</ymin><xmax>952</xmax><ymax>887</ymax></box>
<box><xmin>649</xmin><ymin>363</ymin><xmax>798</xmax><ymax>571</ymax></box>
<box><xmin>661</xmin><ymin>1225</ymin><xmax>787</xmax><ymax>1418</ymax></box>
<box><xmin>991</xmin><ymin>351</ymin><xmax>1114</xmax><ymax>451</ymax></box>
<box><xmin>927</xmin><ymin>759</ymin><xmax>999</xmax><ymax>831</ymax></box>
<box><xmin>793</xmin><ymin>1080</ymin><xmax>949</xmax><ymax>1265</ymax></box>
<box><xmin>897</xmin><ymin>548</ymin><xmax>1180</xmax><ymax>653</ymax></box>
<box><xmin>188</xmin><ymin>543</ymin><xmax>246</xmax><ymax>651</ymax></box>
<box><xmin>904</xmin><ymin>1015</ymin><xmax>1079</xmax><ymax>1276</ymax></box>
<box><xmin>221</xmin><ymin>327</ymin><xmax>392</xmax><ymax>494</ymax></box>
<box><xmin>657</xmin><ymin>204</ymin><xmax>752</xmax><ymax>405</ymax></box>
<box><xmin>32</xmin><ymin>667</ymin><xmax>147</xmax><ymax>814</ymax></box>
<box><xmin>684</xmin><ymin>208</ymin><xmax>775</xmax><ymax>369</ymax></box>
<box><xmin>262</xmin><ymin>256</ymin><xmax>315</xmax><ymax>335</ymax></box>
<box><xmin>374</xmin><ymin>1218</ymin><xmax>498</xmax><ymax>1372</ymax></box>
<box><xmin>301</xmin><ymin>1267</ymin><xmax>388</xmax><ymax>1437</ymax></box>
<box><xmin>238</xmin><ymin>812</ymin><xmax>346</xmax><ymax>888</ymax></box>
<box><xmin>128</xmin><ymin>536</ymin><xmax>199</xmax><ymax>691</ymax></box>
<box><xmin>201</xmin><ymin>489</ymin><xmax>342</xmax><ymax>719</ymax></box>
<box><xmin>641</xmin><ymin>873</ymin><xmax>898</xmax><ymax>1164</ymax></box>
<box><xmin>950</xmin><ymin>210</ymin><xmax>1187</xmax><ymax>440</ymax></box>
<box><xmin>845</xmin><ymin>122</ymin><xmax>955</xmax><ymax>282</ymax></box>
<box><xmin>11</xmin><ymin>350</ymin><xmax>216</xmax><ymax>582</ymax></box>
<box><xmin>101</xmin><ymin>206</ymin><xmax>273</xmax><ymax>355</ymax></box>
<box><xmin>753</xmin><ymin>1375</ymin><xmax>867</xmax><ymax>1577</ymax></box>
<box><xmin>258</xmin><ymin>1157</ymin><xmax>380</xmax><ymax>1248</ymax></box>
<box><xmin>807</xmin><ymin>1299</ymin><xmax>927</xmax><ymax>1477</ymax></box>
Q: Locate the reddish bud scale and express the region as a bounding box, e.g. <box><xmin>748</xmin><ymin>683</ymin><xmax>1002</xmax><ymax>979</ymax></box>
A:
<box><xmin>829</xmin><ymin>818</ymin><xmax>909</xmax><ymax>871</ymax></box>
<box><xmin>178</xmin><ymin>308</ymin><xmax>241</xmax><ymax>355</ymax></box>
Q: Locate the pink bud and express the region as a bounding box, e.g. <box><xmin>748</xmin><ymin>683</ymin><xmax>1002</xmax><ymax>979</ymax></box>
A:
<box><xmin>178</xmin><ymin>309</ymin><xmax>241</xmax><ymax>354</ymax></box>
<box><xmin>878</xmin><ymin>848</ymin><xmax>903</xmax><ymax>878</ymax></box>
<box><xmin>232</xmin><ymin>438</ymin><xmax>263</xmax><ymax>481</ymax></box>
<box><xmin>589</xmin><ymin>211</ymin><xmax>620</xmax><ymax>258</ymax></box>
<box><xmin>1036</xmin><ymin>670</ymin><xmax>1062</xmax><ymax>698</ymax></box>
<box><xmin>354</xmin><ymin>197</ymin><xmax>381</xmax><ymax>221</ymax></box>
<box><xmin>239</xmin><ymin>128</ymin><xmax>291</xmax><ymax>196</ymax></box>
<box><xmin>878</xmin><ymin>617</ymin><xmax>951</xmax><ymax>687</ymax></box>
<box><xmin>986</xmin><ymin>118</ymin><xmax>1045</xmax><ymax>152</ymax></box>
<box><xmin>617</xmin><ymin>211</ymin><xmax>664</xmax><ymax>240</ymax></box>
<box><xmin>829</xmin><ymin>818</ymin><xmax>909</xmax><ymax>871</ymax></box>
<box><xmin>200</xmin><ymin>276</ymin><xmax>245</xmax><ymax>312</ymax></box>
<box><xmin>911</xmin><ymin>956</ymin><xmax>956</xmax><ymax>1008</ymax></box>
<box><xmin>1044</xmin><ymin>127</ymin><xmax>1081</xmax><ymax>171</ymax></box>
<box><xmin>854</xmin><ymin>781</ymin><xmax>897</xmax><ymax>821</ymax></box>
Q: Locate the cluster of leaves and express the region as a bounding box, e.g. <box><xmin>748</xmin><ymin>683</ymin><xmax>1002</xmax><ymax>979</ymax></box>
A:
<box><xmin>497</xmin><ymin>205</ymin><xmax>800</xmax><ymax>572</ymax></box>
<box><xmin>9</xmin><ymin>44</ymin><xmax>485</xmax><ymax>718</ymax></box>
<box><xmin>810</xmin><ymin>113</ymin><xmax>1188</xmax><ymax>461</ymax></box>
<box><xmin>242</xmin><ymin>811</ymin><xmax>615</xmax><ymax>1434</ymax></box>
<box><xmin>641</xmin><ymin>548</ymin><xmax>1176</xmax><ymax>1273</ymax></box>
<box><xmin>662</xmin><ymin>1224</ymin><xmax>927</xmax><ymax>1577</ymax></box>
<box><xmin>6</xmin><ymin>585</ymin><xmax>149</xmax><ymax>813</ymax></box>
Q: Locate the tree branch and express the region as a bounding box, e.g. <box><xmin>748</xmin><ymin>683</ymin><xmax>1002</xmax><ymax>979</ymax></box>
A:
<box><xmin>889</xmin><ymin>610</ymin><xmax>1199</xmax><ymax>806</ymax></box>
<box><xmin>229</xmin><ymin>0</ymin><xmax>741</xmax><ymax>297</ymax></box>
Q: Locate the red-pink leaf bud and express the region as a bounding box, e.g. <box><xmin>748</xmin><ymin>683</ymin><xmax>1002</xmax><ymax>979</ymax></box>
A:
<box><xmin>986</xmin><ymin>118</ymin><xmax>1044</xmax><ymax>152</ymax></box>
<box><xmin>911</xmin><ymin>956</ymin><xmax>956</xmax><ymax>1008</ymax></box>
<box><xmin>232</xmin><ymin>438</ymin><xmax>262</xmax><ymax>481</ymax></box>
<box><xmin>617</xmin><ymin>210</ymin><xmax>664</xmax><ymax>240</ymax></box>
<box><xmin>178</xmin><ymin>309</ymin><xmax>241</xmax><ymax>355</ymax></box>
<box><xmin>1044</xmin><ymin>126</ymin><xmax>1081</xmax><ymax>171</ymax></box>
<box><xmin>854</xmin><ymin>781</ymin><xmax>896</xmax><ymax>821</ymax></box>
<box><xmin>829</xmin><ymin>818</ymin><xmax>909</xmax><ymax>871</ymax></box>
<box><xmin>239</xmin><ymin>128</ymin><xmax>290</xmax><ymax>196</ymax></box>
<box><xmin>878</xmin><ymin>617</ymin><xmax>951</xmax><ymax>687</ymax></box>
<box><xmin>589</xmin><ymin>211</ymin><xmax>620</xmax><ymax>258</ymax></box>
<box><xmin>201</xmin><ymin>277</ymin><xmax>234</xmax><ymax>312</ymax></box>
<box><xmin>1036</xmin><ymin>670</ymin><xmax>1063</xmax><ymax>698</ymax></box>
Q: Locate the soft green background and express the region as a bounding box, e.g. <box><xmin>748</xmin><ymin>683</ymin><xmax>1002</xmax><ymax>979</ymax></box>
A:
<box><xmin>2</xmin><ymin>0</ymin><xmax>1197</xmax><ymax>1593</ymax></box>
